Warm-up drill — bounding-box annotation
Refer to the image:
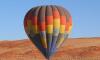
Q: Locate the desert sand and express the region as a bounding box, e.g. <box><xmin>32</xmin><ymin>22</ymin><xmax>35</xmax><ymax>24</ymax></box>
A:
<box><xmin>0</xmin><ymin>37</ymin><xmax>100</xmax><ymax>60</ymax></box>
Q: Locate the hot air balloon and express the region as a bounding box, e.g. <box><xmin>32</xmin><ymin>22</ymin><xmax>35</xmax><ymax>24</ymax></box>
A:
<box><xmin>24</xmin><ymin>5</ymin><xmax>72</xmax><ymax>59</ymax></box>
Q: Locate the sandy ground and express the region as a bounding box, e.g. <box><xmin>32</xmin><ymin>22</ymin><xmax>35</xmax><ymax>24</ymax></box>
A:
<box><xmin>0</xmin><ymin>38</ymin><xmax>100</xmax><ymax>60</ymax></box>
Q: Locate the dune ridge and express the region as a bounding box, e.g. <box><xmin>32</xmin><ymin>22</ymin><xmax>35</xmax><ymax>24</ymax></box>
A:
<box><xmin>0</xmin><ymin>38</ymin><xmax>100</xmax><ymax>60</ymax></box>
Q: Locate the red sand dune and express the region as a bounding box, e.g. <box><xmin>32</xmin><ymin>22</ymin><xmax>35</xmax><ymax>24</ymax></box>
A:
<box><xmin>0</xmin><ymin>38</ymin><xmax>100</xmax><ymax>60</ymax></box>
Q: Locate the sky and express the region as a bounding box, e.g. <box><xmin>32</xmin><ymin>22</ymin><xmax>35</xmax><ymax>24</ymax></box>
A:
<box><xmin>0</xmin><ymin>0</ymin><xmax>100</xmax><ymax>40</ymax></box>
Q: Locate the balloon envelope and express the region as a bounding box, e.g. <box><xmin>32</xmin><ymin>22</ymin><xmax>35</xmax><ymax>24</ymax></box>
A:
<box><xmin>24</xmin><ymin>5</ymin><xmax>72</xmax><ymax>59</ymax></box>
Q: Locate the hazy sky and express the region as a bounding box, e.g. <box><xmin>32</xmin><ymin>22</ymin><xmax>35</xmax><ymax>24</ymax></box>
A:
<box><xmin>0</xmin><ymin>0</ymin><xmax>100</xmax><ymax>40</ymax></box>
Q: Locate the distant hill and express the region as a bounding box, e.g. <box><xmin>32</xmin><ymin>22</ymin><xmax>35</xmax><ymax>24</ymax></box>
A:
<box><xmin>0</xmin><ymin>38</ymin><xmax>100</xmax><ymax>60</ymax></box>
